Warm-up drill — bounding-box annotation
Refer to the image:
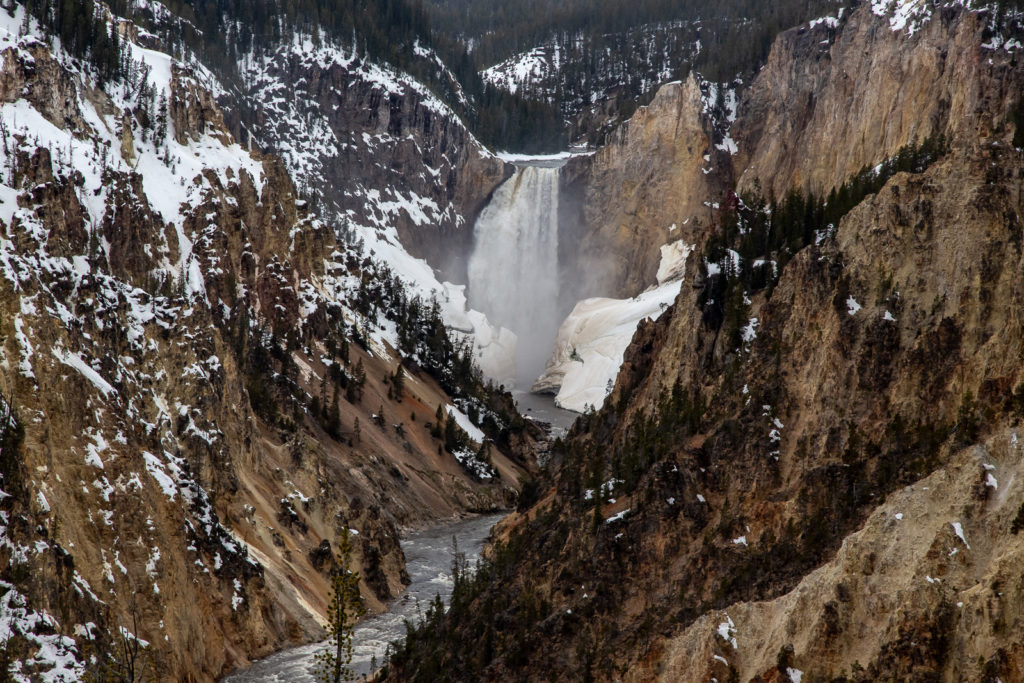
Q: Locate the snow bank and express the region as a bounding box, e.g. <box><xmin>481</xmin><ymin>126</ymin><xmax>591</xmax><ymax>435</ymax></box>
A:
<box><xmin>442</xmin><ymin>282</ymin><xmax>517</xmax><ymax>384</ymax></box>
<box><xmin>534</xmin><ymin>243</ymin><xmax>693</xmax><ymax>412</ymax></box>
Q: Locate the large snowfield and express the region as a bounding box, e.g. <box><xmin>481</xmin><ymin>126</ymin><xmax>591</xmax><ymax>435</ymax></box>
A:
<box><xmin>534</xmin><ymin>242</ymin><xmax>693</xmax><ymax>412</ymax></box>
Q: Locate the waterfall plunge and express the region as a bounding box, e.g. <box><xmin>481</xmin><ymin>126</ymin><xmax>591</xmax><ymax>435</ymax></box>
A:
<box><xmin>467</xmin><ymin>166</ymin><xmax>562</xmax><ymax>388</ymax></box>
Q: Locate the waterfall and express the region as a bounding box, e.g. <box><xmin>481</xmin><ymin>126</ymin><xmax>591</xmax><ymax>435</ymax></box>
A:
<box><xmin>468</xmin><ymin>165</ymin><xmax>561</xmax><ymax>387</ymax></box>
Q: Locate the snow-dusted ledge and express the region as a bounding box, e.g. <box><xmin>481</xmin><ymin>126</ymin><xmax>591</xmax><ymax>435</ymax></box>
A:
<box><xmin>496</xmin><ymin>149</ymin><xmax>594</xmax><ymax>164</ymax></box>
<box><xmin>534</xmin><ymin>241</ymin><xmax>693</xmax><ymax>413</ymax></box>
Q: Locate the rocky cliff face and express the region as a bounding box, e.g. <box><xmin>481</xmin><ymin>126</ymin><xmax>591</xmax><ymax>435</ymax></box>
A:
<box><xmin>238</xmin><ymin>40</ymin><xmax>509</xmax><ymax>285</ymax></box>
<box><xmin>383</xmin><ymin>3</ymin><xmax>1024</xmax><ymax>680</ymax></box>
<box><xmin>735</xmin><ymin>2</ymin><xmax>1024</xmax><ymax>199</ymax></box>
<box><xmin>0</xmin><ymin>11</ymin><xmax>533</xmax><ymax>682</ymax></box>
<box><xmin>615</xmin><ymin>139</ymin><xmax>1024</xmax><ymax>682</ymax></box>
<box><xmin>560</xmin><ymin>75</ymin><xmax>732</xmax><ymax>300</ymax></box>
<box><xmin>562</xmin><ymin>2</ymin><xmax>1023</xmax><ymax>303</ymax></box>
<box><xmin>599</xmin><ymin>0</ymin><xmax>1024</xmax><ymax>415</ymax></box>
<box><xmin>0</xmin><ymin>40</ymin><xmax>91</xmax><ymax>136</ymax></box>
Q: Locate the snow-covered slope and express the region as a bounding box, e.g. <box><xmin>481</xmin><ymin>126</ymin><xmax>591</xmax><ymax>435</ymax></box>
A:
<box><xmin>0</xmin><ymin>7</ymin><xmax>278</xmax><ymax>675</ymax></box>
<box><xmin>481</xmin><ymin>46</ymin><xmax>556</xmax><ymax>95</ymax></box>
<box><xmin>0</xmin><ymin>6</ymin><xmax>532</xmax><ymax>680</ymax></box>
<box><xmin>238</xmin><ymin>33</ymin><xmax>518</xmax><ymax>379</ymax></box>
<box><xmin>534</xmin><ymin>242</ymin><xmax>693</xmax><ymax>412</ymax></box>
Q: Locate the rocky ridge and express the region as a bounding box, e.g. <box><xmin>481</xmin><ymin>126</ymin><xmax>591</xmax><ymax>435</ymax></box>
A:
<box><xmin>479</xmin><ymin>21</ymin><xmax>702</xmax><ymax>145</ymax></box>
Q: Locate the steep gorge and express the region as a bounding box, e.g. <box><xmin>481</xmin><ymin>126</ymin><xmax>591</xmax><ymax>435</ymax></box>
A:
<box><xmin>384</xmin><ymin>3</ymin><xmax>1024</xmax><ymax>681</ymax></box>
<box><xmin>3</xmin><ymin>0</ymin><xmax>1024</xmax><ymax>680</ymax></box>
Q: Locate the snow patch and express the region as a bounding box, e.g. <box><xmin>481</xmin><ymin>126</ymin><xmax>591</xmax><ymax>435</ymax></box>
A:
<box><xmin>53</xmin><ymin>349</ymin><xmax>115</xmax><ymax>397</ymax></box>
<box><xmin>496</xmin><ymin>150</ymin><xmax>590</xmax><ymax>163</ymax></box>
<box><xmin>605</xmin><ymin>508</ymin><xmax>630</xmax><ymax>524</ymax></box>
<box><xmin>446</xmin><ymin>405</ymin><xmax>485</xmax><ymax>444</ymax></box>
<box><xmin>451</xmin><ymin>448</ymin><xmax>495</xmax><ymax>480</ymax></box>
<box><xmin>142</xmin><ymin>451</ymin><xmax>178</xmax><ymax>500</ymax></box>
<box><xmin>741</xmin><ymin>317</ymin><xmax>759</xmax><ymax>344</ymax></box>
<box><xmin>951</xmin><ymin>521</ymin><xmax>970</xmax><ymax>549</ymax></box>
<box><xmin>717</xmin><ymin>614</ymin><xmax>738</xmax><ymax>649</ymax></box>
<box><xmin>656</xmin><ymin>240</ymin><xmax>691</xmax><ymax>285</ymax></box>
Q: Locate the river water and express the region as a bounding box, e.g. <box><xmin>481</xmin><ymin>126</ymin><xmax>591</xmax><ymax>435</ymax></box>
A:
<box><xmin>222</xmin><ymin>514</ymin><xmax>506</xmax><ymax>682</ymax></box>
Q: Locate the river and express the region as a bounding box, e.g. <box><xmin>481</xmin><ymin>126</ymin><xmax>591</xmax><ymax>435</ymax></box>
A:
<box><xmin>222</xmin><ymin>513</ymin><xmax>506</xmax><ymax>682</ymax></box>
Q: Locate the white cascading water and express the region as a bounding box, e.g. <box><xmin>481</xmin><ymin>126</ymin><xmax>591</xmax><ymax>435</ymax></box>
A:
<box><xmin>468</xmin><ymin>165</ymin><xmax>562</xmax><ymax>387</ymax></box>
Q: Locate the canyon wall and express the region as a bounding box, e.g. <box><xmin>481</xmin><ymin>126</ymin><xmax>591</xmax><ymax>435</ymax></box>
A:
<box><xmin>560</xmin><ymin>75</ymin><xmax>731</xmax><ymax>301</ymax></box>
<box><xmin>384</xmin><ymin>3</ymin><xmax>1024</xmax><ymax>680</ymax></box>
<box><xmin>564</xmin><ymin>3</ymin><xmax>1023</xmax><ymax>303</ymax></box>
<box><xmin>0</xmin><ymin>15</ymin><xmax>533</xmax><ymax>682</ymax></box>
<box><xmin>736</xmin><ymin>2</ymin><xmax>1023</xmax><ymax>198</ymax></box>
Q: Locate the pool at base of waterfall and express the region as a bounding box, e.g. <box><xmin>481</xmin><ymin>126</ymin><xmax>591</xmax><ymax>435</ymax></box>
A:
<box><xmin>513</xmin><ymin>390</ymin><xmax>578</xmax><ymax>439</ymax></box>
<box><xmin>222</xmin><ymin>514</ymin><xmax>505</xmax><ymax>682</ymax></box>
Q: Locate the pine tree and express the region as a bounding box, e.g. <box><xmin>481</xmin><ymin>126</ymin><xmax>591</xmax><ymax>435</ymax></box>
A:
<box><xmin>155</xmin><ymin>93</ymin><xmax>168</xmax><ymax>147</ymax></box>
<box><xmin>340</xmin><ymin>337</ymin><xmax>350</xmax><ymax>365</ymax></box>
<box><xmin>326</xmin><ymin>392</ymin><xmax>342</xmax><ymax>440</ymax></box>
<box><xmin>392</xmin><ymin>363</ymin><xmax>405</xmax><ymax>401</ymax></box>
<box><xmin>315</xmin><ymin>527</ymin><xmax>365</xmax><ymax>683</ymax></box>
<box><xmin>347</xmin><ymin>358</ymin><xmax>365</xmax><ymax>403</ymax></box>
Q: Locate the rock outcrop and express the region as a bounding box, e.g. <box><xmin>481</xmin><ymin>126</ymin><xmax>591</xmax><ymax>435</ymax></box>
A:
<box><xmin>0</xmin><ymin>40</ymin><xmax>91</xmax><ymax>136</ymax></box>
<box><xmin>170</xmin><ymin>64</ymin><xmax>232</xmax><ymax>145</ymax></box>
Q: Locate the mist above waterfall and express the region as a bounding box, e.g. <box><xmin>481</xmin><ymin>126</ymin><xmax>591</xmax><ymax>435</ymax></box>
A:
<box><xmin>468</xmin><ymin>165</ymin><xmax>563</xmax><ymax>387</ymax></box>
